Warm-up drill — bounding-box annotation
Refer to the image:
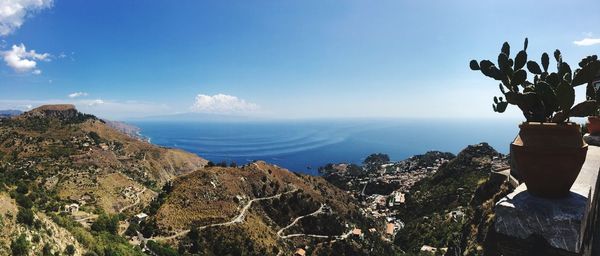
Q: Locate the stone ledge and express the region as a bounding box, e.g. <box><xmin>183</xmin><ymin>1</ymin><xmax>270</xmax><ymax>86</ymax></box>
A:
<box><xmin>494</xmin><ymin>145</ymin><xmax>600</xmax><ymax>255</ymax></box>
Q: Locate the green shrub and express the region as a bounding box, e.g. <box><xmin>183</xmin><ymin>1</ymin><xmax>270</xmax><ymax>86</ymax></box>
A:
<box><xmin>91</xmin><ymin>214</ymin><xmax>119</xmax><ymax>235</ymax></box>
<box><xmin>146</xmin><ymin>240</ymin><xmax>178</xmax><ymax>256</ymax></box>
<box><xmin>42</xmin><ymin>243</ymin><xmax>53</xmax><ymax>256</ymax></box>
<box><xmin>65</xmin><ymin>244</ymin><xmax>76</xmax><ymax>256</ymax></box>
<box><xmin>15</xmin><ymin>193</ymin><xmax>33</xmax><ymax>209</ymax></box>
<box><xmin>11</xmin><ymin>234</ymin><xmax>29</xmax><ymax>256</ymax></box>
<box><xmin>15</xmin><ymin>182</ymin><xmax>28</xmax><ymax>194</ymax></box>
<box><xmin>88</xmin><ymin>131</ymin><xmax>101</xmax><ymax>144</ymax></box>
<box><xmin>17</xmin><ymin>208</ymin><xmax>34</xmax><ymax>226</ymax></box>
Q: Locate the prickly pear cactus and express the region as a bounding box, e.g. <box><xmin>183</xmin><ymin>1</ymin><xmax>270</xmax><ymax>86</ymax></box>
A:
<box><xmin>470</xmin><ymin>38</ymin><xmax>600</xmax><ymax>122</ymax></box>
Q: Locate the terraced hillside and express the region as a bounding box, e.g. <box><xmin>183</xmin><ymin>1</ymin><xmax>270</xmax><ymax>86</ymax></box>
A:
<box><xmin>0</xmin><ymin>105</ymin><xmax>207</xmax><ymax>255</ymax></box>
<box><xmin>143</xmin><ymin>161</ymin><xmax>399</xmax><ymax>255</ymax></box>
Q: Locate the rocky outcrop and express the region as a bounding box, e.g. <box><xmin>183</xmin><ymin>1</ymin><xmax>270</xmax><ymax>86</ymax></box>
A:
<box><xmin>393</xmin><ymin>143</ymin><xmax>509</xmax><ymax>253</ymax></box>
<box><xmin>22</xmin><ymin>104</ymin><xmax>96</xmax><ymax>124</ymax></box>
<box><xmin>456</xmin><ymin>169</ymin><xmax>515</xmax><ymax>256</ymax></box>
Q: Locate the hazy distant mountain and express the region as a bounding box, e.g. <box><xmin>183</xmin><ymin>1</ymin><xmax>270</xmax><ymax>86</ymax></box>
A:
<box><xmin>131</xmin><ymin>112</ymin><xmax>263</xmax><ymax>122</ymax></box>
<box><xmin>103</xmin><ymin>119</ymin><xmax>149</xmax><ymax>142</ymax></box>
<box><xmin>0</xmin><ymin>109</ymin><xmax>22</xmax><ymax>118</ymax></box>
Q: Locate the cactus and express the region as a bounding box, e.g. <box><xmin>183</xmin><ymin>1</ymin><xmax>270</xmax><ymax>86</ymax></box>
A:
<box><xmin>470</xmin><ymin>38</ymin><xmax>600</xmax><ymax>122</ymax></box>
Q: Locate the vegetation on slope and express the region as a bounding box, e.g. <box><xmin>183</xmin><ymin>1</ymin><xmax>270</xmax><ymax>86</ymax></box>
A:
<box><xmin>394</xmin><ymin>143</ymin><xmax>505</xmax><ymax>254</ymax></box>
<box><xmin>0</xmin><ymin>105</ymin><xmax>206</xmax><ymax>255</ymax></box>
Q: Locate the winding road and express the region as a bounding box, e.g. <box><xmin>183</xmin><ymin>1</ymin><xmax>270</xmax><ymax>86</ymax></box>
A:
<box><xmin>119</xmin><ymin>187</ymin><xmax>147</xmax><ymax>213</ymax></box>
<box><xmin>277</xmin><ymin>204</ymin><xmax>325</xmax><ymax>238</ymax></box>
<box><xmin>150</xmin><ymin>188</ymin><xmax>298</xmax><ymax>242</ymax></box>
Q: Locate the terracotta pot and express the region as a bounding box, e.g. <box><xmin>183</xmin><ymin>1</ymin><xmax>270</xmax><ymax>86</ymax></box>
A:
<box><xmin>587</xmin><ymin>116</ymin><xmax>600</xmax><ymax>135</ymax></box>
<box><xmin>510</xmin><ymin>122</ymin><xmax>587</xmax><ymax>198</ymax></box>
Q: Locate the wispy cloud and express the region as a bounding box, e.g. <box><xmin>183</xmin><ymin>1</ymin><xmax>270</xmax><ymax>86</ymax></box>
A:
<box><xmin>2</xmin><ymin>43</ymin><xmax>49</xmax><ymax>73</ymax></box>
<box><xmin>0</xmin><ymin>0</ymin><xmax>53</xmax><ymax>36</ymax></box>
<box><xmin>190</xmin><ymin>93</ymin><xmax>259</xmax><ymax>114</ymax></box>
<box><xmin>86</xmin><ymin>99</ymin><xmax>104</xmax><ymax>106</ymax></box>
<box><xmin>68</xmin><ymin>92</ymin><xmax>88</xmax><ymax>98</ymax></box>
<box><xmin>573</xmin><ymin>37</ymin><xmax>600</xmax><ymax>46</ymax></box>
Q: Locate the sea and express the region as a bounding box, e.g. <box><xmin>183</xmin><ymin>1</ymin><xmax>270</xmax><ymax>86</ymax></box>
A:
<box><xmin>132</xmin><ymin>119</ymin><xmax>520</xmax><ymax>175</ymax></box>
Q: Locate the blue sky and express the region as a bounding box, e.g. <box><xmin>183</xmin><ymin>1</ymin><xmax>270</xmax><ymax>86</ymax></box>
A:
<box><xmin>0</xmin><ymin>0</ymin><xmax>599</xmax><ymax>120</ymax></box>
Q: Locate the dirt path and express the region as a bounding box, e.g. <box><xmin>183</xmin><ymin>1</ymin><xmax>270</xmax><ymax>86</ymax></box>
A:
<box><xmin>279</xmin><ymin>229</ymin><xmax>354</xmax><ymax>240</ymax></box>
<box><xmin>74</xmin><ymin>215</ymin><xmax>97</xmax><ymax>222</ymax></box>
<box><xmin>119</xmin><ymin>187</ymin><xmax>146</xmax><ymax>213</ymax></box>
<box><xmin>277</xmin><ymin>204</ymin><xmax>325</xmax><ymax>237</ymax></box>
<box><xmin>150</xmin><ymin>188</ymin><xmax>298</xmax><ymax>242</ymax></box>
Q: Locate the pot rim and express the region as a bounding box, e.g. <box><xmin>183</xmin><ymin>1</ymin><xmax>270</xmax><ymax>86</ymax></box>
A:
<box><xmin>519</xmin><ymin>121</ymin><xmax>580</xmax><ymax>127</ymax></box>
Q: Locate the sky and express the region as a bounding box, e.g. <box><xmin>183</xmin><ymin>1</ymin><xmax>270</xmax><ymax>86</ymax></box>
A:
<box><xmin>0</xmin><ymin>0</ymin><xmax>599</xmax><ymax>120</ymax></box>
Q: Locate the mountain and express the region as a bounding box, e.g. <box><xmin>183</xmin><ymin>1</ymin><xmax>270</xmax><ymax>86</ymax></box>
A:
<box><xmin>0</xmin><ymin>105</ymin><xmax>207</xmax><ymax>255</ymax></box>
<box><xmin>0</xmin><ymin>105</ymin><xmax>399</xmax><ymax>255</ymax></box>
<box><xmin>103</xmin><ymin>120</ymin><xmax>149</xmax><ymax>142</ymax></box>
<box><xmin>392</xmin><ymin>143</ymin><xmax>510</xmax><ymax>254</ymax></box>
<box><xmin>141</xmin><ymin>161</ymin><xmax>399</xmax><ymax>255</ymax></box>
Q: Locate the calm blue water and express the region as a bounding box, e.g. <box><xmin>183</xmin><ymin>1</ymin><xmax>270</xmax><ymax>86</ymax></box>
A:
<box><xmin>132</xmin><ymin>119</ymin><xmax>519</xmax><ymax>175</ymax></box>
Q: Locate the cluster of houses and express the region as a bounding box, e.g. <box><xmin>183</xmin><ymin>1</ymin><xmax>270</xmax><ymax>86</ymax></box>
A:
<box><xmin>63</xmin><ymin>203</ymin><xmax>79</xmax><ymax>214</ymax></box>
<box><xmin>70</xmin><ymin>135</ymin><xmax>114</xmax><ymax>152</ymax></box>
<box><xmin>121</xmin><ymin>186</ymin><xmax>143</xmax><ymax>201</ymax></box>
<box><xmin>347</xmin><ymin>155</ymin><xmax>461</xmax><ymax>245</ymax></box>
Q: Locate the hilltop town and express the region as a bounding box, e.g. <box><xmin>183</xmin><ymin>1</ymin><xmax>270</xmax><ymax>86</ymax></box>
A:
<box><xmin>319</xmin><ymin>145</ymin><xmax>510</xmax><ymax>253</ymax></box>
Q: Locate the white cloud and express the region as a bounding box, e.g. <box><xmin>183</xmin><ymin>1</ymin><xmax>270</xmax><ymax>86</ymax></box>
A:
<box><xmin>32</xmin><ymin>69</ymin><xmax>40</xmax><ymax>74</ymax></box>
<box><xmin>2</xmin><ymin>43</ymin><xmax>49</xmax><ymax>73</ymax></box>
<box><xmin>0</xmin><ymin>0</ymin><xmax>53</xmax><ymax>36</ymax></box>
<box><xmin>573</xmin><ymin>38</ymin><xmax>600</xmax><ymax>46</ymax></box>
<box><xmin>190</xmin><ymin>93</ymin><xmax>259</xmax><ymax>114</ymax></box>
<box><xmin>68</xmin><ymin>92</ymin><xmax>88</xmax><ymax>98</ymax></box>
<box><xmin>87</xmin><ymin>99</ymin><xmax>104</xmax><ymax>106</ymax></box>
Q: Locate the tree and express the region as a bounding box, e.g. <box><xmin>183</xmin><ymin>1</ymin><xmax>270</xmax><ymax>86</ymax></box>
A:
<box><xmin>91</xmin><ymin>214</ymin><xmax>119</xmax><ymax>234</ymax></box>
<box><xmin>65</xmin><ymin>244</ymin><xmax>76</xmax><ymax>256</ymax></box>
<box><xmin>15</xmin><ymin>193</ymin><xmax>33</xmax><ymax>209</ymax></box>
<box><xmin>88</xmin><ymin>131</ymin><xmax>101</xmax><ymax>144</ymax></box>
<box><xmin>363</xmin><ymin>153</ymin><xmax>390</xmax><ymax>171</ymax></box>
<box><xmin>124</xmin><ymin>221</ymin><xmax>139</xmax><ymax>236</ymax></box>
<box><xmin>146</xmin><ymin>240</ymin><xmax>178</xmax><ymax>256</ymax></box>
<box><xmin>15</xmin><ymin>182</ymin><xmax>29</xmax><ymax>194</ymax></box>
<box><xmin>42</xmin><ymin>244</ymin><xmax>53</xmax><ymax>256</ymax></box>
<box><xmin>347</xmin><ymin>164</ymin><xmax>363</xmax><ymax>176</ymax></box>
<box><xmin>11</xmin><ymin>234</ymin><xmax>29</xmax><ymax>256</ymax></box>
<box><xmin>17</xmin><ymin>208</ymin><xmax>34</xmax><ymax>226</ymax></box>
<box><xmin>188</xmin><ymin>226</ymin><xmax>201</xmax><ymax>253</ymax></box>
<box><xmin>140</xmin><ymin>219</ymin><xmax>158</xmax><ymax>238</ymax></box>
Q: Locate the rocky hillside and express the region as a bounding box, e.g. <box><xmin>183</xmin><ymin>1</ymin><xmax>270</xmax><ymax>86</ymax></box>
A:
<box><xmin>138</xmin><ymin>161</ymin><xmax>399</xmax><ymax>255</ymax></box>
<box><xmin>0</xmin><ymin>105</ymin><xmax>208</xmax><ymax>255</ymax></box>
<box><xmin>103</xmin><ymin>120</ymin><xmax>149</xmax><ymax>142</ymax></box>
<box><xmin>393</xmin><ymin>143</ymin><xmax>509</xmax><ymax>254</ymax></box>
<box><xmin>0</xmin><ymin>105</ymin><xmax>207</xmax><ymax>213</ymax></box>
